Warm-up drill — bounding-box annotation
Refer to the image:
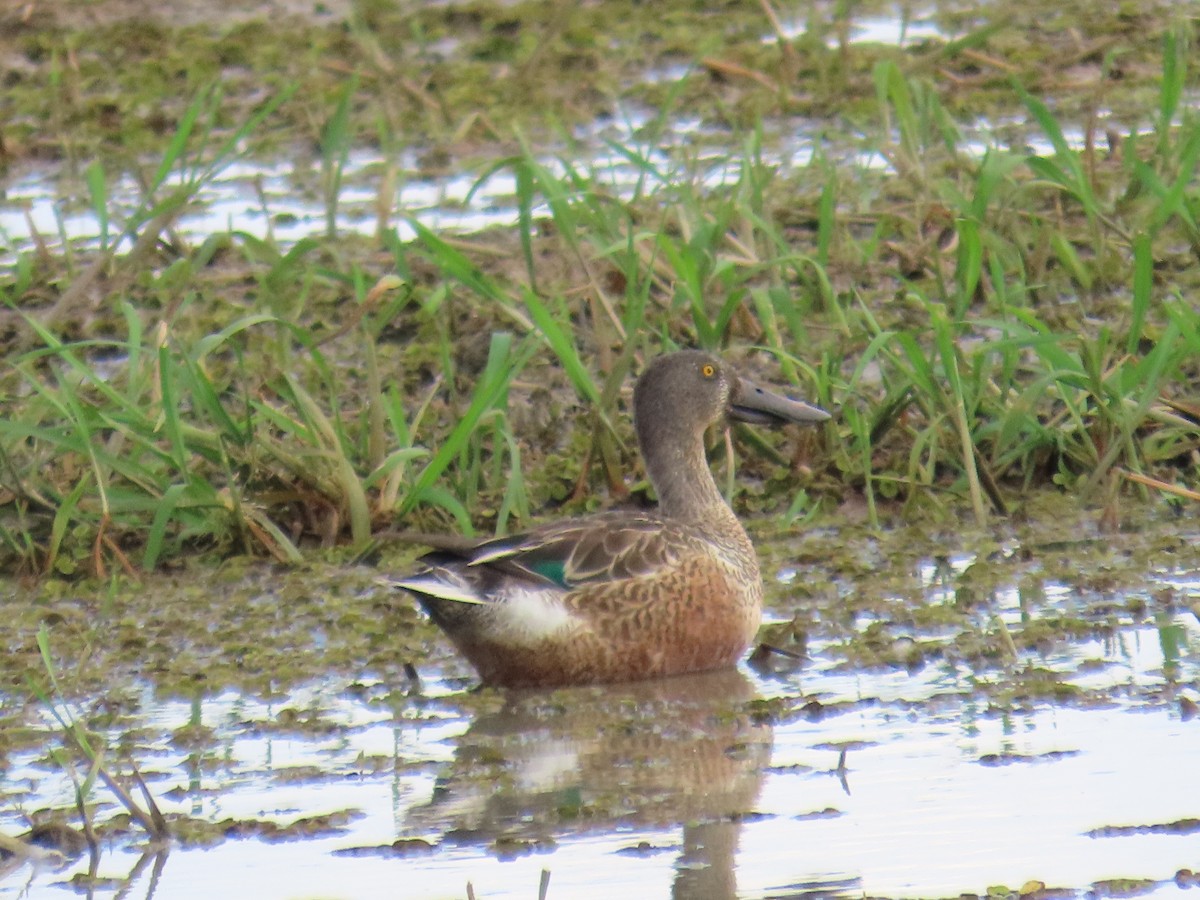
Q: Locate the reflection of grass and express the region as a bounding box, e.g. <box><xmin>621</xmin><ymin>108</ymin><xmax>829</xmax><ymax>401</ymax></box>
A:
<box><xmin>3</xmin><ymin>23</ymin><xmax>1200</xmax><ymax>576</ymax></box>
<box><xmin>26</xmin><ymin>625</ymin><xmax>168</xmax><ymax>865</ymax></box>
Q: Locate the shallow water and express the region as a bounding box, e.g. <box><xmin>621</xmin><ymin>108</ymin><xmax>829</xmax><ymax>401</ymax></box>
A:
<box><xmin>1</xmin><ymin>7</ymin><xmax>1102</xmax><ymax>276</ymax></box>
<box><xmin>0</xmin><ymin>108</ymin><xmax>1095</xmax><ymax>271</ymax></box>
<box><xmin>3</xmin><ymin>522</ymin><xmax>1198</xmax><ymax>900</ymax></box>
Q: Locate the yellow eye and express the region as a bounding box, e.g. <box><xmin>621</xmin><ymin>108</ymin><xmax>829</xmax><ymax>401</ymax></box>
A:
<box><xmin>701</xmin><ymin>364</ymin><xmax>715</xmax><ymax>378</ymax></box>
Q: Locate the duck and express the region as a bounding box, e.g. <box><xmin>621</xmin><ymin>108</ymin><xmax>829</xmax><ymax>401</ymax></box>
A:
<box><xmin>389</xmin><ymin>349</ymin><xmax>829</xmax><ymax>688</ymax></box>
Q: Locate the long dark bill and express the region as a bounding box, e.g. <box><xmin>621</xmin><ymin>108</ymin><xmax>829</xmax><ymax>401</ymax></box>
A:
<box><xmin>729</xmin><ymin>378</ymin><xmax>831</xmax><ymax>427</ymax></box>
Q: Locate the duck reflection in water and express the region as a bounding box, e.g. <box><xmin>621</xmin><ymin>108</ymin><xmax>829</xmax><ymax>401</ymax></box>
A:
<box><xmin>403</xmin><ymin>668</ymin><xmax>771</xmax><ymax>899</ymax></box>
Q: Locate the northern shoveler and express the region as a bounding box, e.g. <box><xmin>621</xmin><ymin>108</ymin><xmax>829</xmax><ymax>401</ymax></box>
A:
<box><xmin>390</xmin><ymin>350</ymin><xmax>829</xmax><ymax>688</ymax></box>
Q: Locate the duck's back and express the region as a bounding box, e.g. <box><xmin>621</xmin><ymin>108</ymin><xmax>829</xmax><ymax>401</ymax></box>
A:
<box><xmin>395</xmin><ymin>508</ymin><xmax>763</xmax><ymax>688</ymax></box>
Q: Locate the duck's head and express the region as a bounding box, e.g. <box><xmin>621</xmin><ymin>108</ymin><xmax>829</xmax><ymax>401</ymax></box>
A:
<box><xmin>633</xmin><ymin>350</ymin><xmax>829</xmax><ymax>440</ymax></box>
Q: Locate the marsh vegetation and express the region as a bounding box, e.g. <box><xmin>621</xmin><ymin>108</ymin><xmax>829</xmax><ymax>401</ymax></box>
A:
<box><xmin>1</xmin><ymin>0</ymin><xmax>1199</xmax><ymax>897</ymax></box>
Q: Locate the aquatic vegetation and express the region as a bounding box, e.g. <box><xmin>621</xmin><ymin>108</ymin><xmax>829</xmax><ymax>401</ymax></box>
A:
<box><xmin>4</xmin><ymin>25</ymin><xmax>1200</xmax><ymax>575</ymax></box>
<box><xmin>1</xmin><ymin>4</ymin><xmax>1199</xmax><ymax>893</ymax></box>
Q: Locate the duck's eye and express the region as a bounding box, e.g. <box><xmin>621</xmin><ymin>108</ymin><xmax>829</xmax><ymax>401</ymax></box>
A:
<box><xmin>701</xmin><ymin>364</ymin><xmax>715</xmax><ymax>378</ymax></box>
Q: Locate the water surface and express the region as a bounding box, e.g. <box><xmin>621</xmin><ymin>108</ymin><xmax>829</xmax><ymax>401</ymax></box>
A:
<box><xmin>3</xmin><ymin>519</ymin><xmax>1198</xmax><ymax>900</ymax></box>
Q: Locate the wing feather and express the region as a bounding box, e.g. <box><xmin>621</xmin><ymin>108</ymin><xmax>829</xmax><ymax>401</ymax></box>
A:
<box><xmin>459</xmin><ymin>513</ymin><xmax>697</xmax><ymax>588</ymax></box>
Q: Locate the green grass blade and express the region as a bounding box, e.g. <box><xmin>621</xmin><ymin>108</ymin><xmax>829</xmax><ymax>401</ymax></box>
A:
<box><xmin>399</xmin><ymin>333</ymin><xmax>527</xmax><ymax>518</ymax></box>
<box><xmin>1128</xmin><ymin>233</ymin><xmax>1152</xmax><ymax>354</ymax></box>
<box><xmin>521</xmin><ymin>289</ymin><xmax>602</xmax><ymax>406</ymax></box>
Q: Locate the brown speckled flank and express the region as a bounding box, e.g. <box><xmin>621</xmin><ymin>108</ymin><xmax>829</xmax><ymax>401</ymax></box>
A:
<box><xmin>390</xmin><ymin>351</ymin><xmax>829</xmax><ymax>688</ymax></box>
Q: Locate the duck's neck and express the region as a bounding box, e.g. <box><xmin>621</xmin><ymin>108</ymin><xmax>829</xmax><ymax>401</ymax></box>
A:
<box><xmin>643</xmin><ymin>426</ymin><xmax>729</xmax><ymax>519</ymax></box>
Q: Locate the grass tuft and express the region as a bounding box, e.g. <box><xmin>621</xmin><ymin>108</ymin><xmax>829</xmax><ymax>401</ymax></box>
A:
<box><xmin>3</xmin><ymin>20</ymin><xmax>1200</xmax><ymax>575</ymax></box>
